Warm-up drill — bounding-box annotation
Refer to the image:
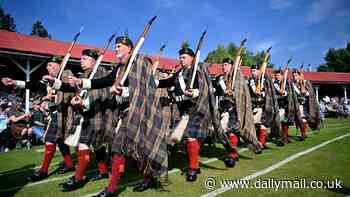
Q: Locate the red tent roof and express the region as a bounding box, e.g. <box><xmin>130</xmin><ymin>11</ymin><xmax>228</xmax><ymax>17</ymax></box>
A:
<box><xmin>1</xmin><ymin>30</ymin><xmax>350</xmax><ymax>84</ymax></box>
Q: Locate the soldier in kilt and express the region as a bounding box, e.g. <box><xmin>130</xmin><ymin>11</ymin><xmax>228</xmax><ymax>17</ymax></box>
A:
<box><xmin>58</xmin><ymin>35</ymin><xmax>170</xmax><ymax>196</ymax></box>
<box><xmin>247</xmin><ymin>65</ymin><xmax>284</xmax><ymax>149</ymax></box>
<box><xmin>1</xmin><ymin>56</ymin><xmax>75</xmax><ymax>181</ymax></box>
<box><xmin>213</xmin><ymin>58</ymin><xmax>262</xmax><ymax>166</ymax></box>
<box><xmin>154</xmin><ymin>44</ymin><xmax>234</xmax><ymax>182</ymax></box>
<box><xmin>48</xmin><ymin>49</ymin><xmax>112</xmax><ymax>191</ymax></box>
<box><xmin>273</xmin><ymin>69</ymin><xmax>291</xmax><ymax>143</ymax></box>
<box><xmin>291</xmin><ymin>69</ymin><xmax>320</xmax><ymax>141</ymax></box>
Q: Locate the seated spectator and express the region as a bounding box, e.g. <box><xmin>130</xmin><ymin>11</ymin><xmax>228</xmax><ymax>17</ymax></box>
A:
<box><xmin>8</xmin><ymin>104</ymin><xmax>33</xmax><ymax>149</ymax></box>
<box><xmin>0</xmin><ymin>103</ymin><xmax>12</xmax><ymax>152</ymax></box>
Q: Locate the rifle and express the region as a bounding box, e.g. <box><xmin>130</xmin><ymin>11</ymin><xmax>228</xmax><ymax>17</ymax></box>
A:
<box><xmin>256</xmin><ymin>47</ymin><xmax>272</xmax><ymax>94</ymax></box>
<box><xmin>152</xmin><ymin>44</ymin><xmax>166</xmax><ymax>75</ymax></box>
<box><xmin>226</xmin><ymin>38</ymin><xmax>247</xmax><ymax>96</ymax></box>
<box><xmin>189</xmin><ymin>29</ymin><xmax>207</xmax><ymax>89</ymax></box>
<box><xmin>43</xmin><ymin>27</ymin><xmax>83</xmax><ymax>100</ymax></box>
<box><xmin>65</xmin><ymin>33</ymin><xmax>115</xmax><ymax>147</ymax></box>
<box><xmin>118</xmin><ymin>16</ymin><xmax>157</xmax><ymax>86</ymax></box>
<box><xmin>78</xmin><ymin>33</ymin><xmax>115</xmax><ymax>100</ymax></box>
<box><xmin>280</xmin><ymin>57</ymin><xmax>292</xmax><ymax>96</ymax></box>
<box><xmin>57</xmin><ymin>26</ymin><xmax>84</xmax><ymax>80</ymax></box>
<box><xmin>299</xmin><ymin>63</ymin><xmax>306</xmax><ymax>93</ymax></box>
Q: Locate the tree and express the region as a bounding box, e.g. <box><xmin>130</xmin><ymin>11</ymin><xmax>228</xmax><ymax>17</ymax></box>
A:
<box><xmin>317</xmin><ymin>43</ymin><xmax>350</xmax><ymax>72</ymax></box>
<box><xmin>205</xmin><ymin>44</ymin><xmax>230</xmax><ymax>63</ymax></box>
<box><xmin>205</xmin><ymin>43</ymin><xmax>274</xmax><ymax>68</ymax></box>
<box><xmin>0</xmin><ymin>6</ymin><xmax>16</xmax><ymax>31</ymax></box>
<box><xmin>30</xmin><ymin>20</ymin><xmax>51</xmax><ymax>38</ymax></box>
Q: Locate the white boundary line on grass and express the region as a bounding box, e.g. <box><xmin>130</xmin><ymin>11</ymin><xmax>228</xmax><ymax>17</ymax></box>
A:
<box><xmin>200</xmin><ymin>132</ymin><xmax>350</xmax><ymax>197</ymax></box>
<box><xmin>0</xmin><ymin>124</ymin><xmax>347</xmax><ymax>193</ymax></box>
<box><xmin>0</xmin><ymin>122</ymin><xmax>343</xmax><ymax>176</ymax></box>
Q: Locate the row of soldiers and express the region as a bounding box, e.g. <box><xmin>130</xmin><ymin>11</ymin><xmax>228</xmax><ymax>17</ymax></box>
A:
<box><xmin>1</xmin><ymin>34</ymin><xmax>320</xmax><ymax>196</ymax></box>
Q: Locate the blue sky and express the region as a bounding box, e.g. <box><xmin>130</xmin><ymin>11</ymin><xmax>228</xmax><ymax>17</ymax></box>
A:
<box><xmin>1</xmin><ymin>0</ymin><xmax>350</xmax><ymax>69</ymax></box>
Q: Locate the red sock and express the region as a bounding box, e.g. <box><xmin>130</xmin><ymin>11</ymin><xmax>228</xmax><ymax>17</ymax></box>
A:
<box><xmin>40</xmin><ymin>144</ymin><xmax>56</xmax><ymax>173</ymax></box>
<box><xmin>97</xmin><ymin>161</ymin><xmax>108</xmax><ymax>175</ymax></box>
<box><xmin>187</xmin><ymin>139</ymin><xmax>200</xmax><ymax>170</ymax></box>
<box><xmin>228</xmin><ymin>133</ymin><xmax>239</xmax><ymax>159</ymax></box>
<box><xmin>107</xmin><ymin>154</ymin><xmax>125</xmax><ymax>193</ymax></box>
<box><xmin>301</xmin><ymin>121</ymin><xmax>308</xmax><ymax>137</ymax></box>
<box><xmin>74</xmin><ymin>149</ymin><xmax>91</xmax><ymax>181</ymax></box>
<box><xmin>259</xmin><ymin>128</ymin><xmax>267</xmax><ymax>146</ymax></box>
<box><xmin>282</xmin><ymin>124</ymin><xmax>289</xmax><ymax>139</ymax></box>
<box><xmin>63</xmin><ymin>154</ymin><xmax>73</xmax><ymax>168</ymax></box>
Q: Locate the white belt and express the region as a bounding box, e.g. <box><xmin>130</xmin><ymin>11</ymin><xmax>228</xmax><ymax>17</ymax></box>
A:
<box><xmin>175</xmin><ymin>95</ymin><xmax>191</xmax><ymax>102</ymax></box>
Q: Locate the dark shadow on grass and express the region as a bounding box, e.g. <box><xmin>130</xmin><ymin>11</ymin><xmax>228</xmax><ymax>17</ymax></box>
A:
<box><xmin>326</xmin><ymin>182</ymin><xmax>350</xmax><ymax>195</ymax></box>
<box><xmin>0</xmin><ymin>164</ymin><xmax>36</xmax><ymax>197</ymax></box>
<box><xmin>199</xmin><ymin>144</ymin><xmax>227</xmax><ymax>158</ymax></box>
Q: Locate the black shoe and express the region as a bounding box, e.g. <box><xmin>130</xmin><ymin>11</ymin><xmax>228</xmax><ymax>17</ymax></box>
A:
<box><xmin>93</xmin><ymin>189</ymin><xmax>115</xmax><ymax>197</ymax></box>
<box><xmin>58</xmin><ymin>165</ymin><xmax>75</xmax><ymax>174</ymax></box>
<box><xmin>90</xmin><ymin>173</ymin><xmax>109</xmax><ymax>182</ymax></box>
<box><xmin>133</xmin><ymin>178</ymin><xmax>156</xmax><ymax>192</ymax></box>
<box><xmin>182</xmin><ymin>167</ymin><xmax>200</xmax><ymax>175</ymax></box>
<box><xmin>186</xmin><ymin>169</ymin><xmax>199</xmax><ymax>182</ymax></box>
<box><xmin>276</xmin><ymin>140</ymin><xmax>285</xmax><ymax>147</ymax></box>
<box><xmin>224</xmin><ymin>157</ymin><xmax>236</xmax><ymax>168</ymax></box>
<box><xmin>255</xmin><ymin>150</ymin><xmax>263</xmax><ymax>154</ymax></box>
<box><xmin>60</xmin><ymin>177</ymin><xmax>86</xmax><ymax>192</ymax></box>
<box><xmin>298</xmin><ymin>136</ymin><xmax>305</xmax><ymax>141</ymax></box>
<box><xmin>27</xmin><ymin>170</ymin><xmax>48</xmax><ymax>182</ymax></box>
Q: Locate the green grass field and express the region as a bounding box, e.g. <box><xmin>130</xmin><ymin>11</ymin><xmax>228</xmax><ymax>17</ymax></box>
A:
<box><xmin>0</xmin><ymin>118</ymin><xmax>350</xmax><ymax>197</ymax></box>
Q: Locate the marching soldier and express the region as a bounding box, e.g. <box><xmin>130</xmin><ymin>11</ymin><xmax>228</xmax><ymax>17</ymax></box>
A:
<box><xmin>54</xmin><ymin>35</ymin><xmax>170</xmax><ymax>195</ymax></box>
<box><xmin>273</xmin><ymin>69</ymin><xmax>290</xmax><ymax>143</ymax></box>
<box><xmin>291</xmin><ymin>69</ymin><xmax>320</xmax><ymax>140</ymax></box>
<box><xmin>154</xmin><ymin>43</ymin><xmax>233</xmax><ymax>182</ymax></box>
<box><xmin>46</xmin><ymin>49</ymin><xmax>111</xmax><ymax>191</ymax></box>
<box><xmin>1</xmin><ymin>56</ymin><xmax>75</xmax><ymax>181</ymax></box>
<box><xmin>247</xmin><ymin>65</ymin><xmax>283</xmax><ymax>149</ymax></box>
<box><xmin>213</xmin><ymin>58</ymin><xmax>261</xmax><ymax>166</ymax></box>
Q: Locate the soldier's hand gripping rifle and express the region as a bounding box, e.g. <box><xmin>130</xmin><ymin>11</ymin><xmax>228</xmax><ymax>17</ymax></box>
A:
<box><xmin>43</xmin><ymin>27</ymin><xmax>83</xmax><ymax>100</ymax></box>
<box><xmin>280</xmin><ymin>57</ymin><xmax>292</xmax><ymax>96</ymax></box>
<box><xmin>188</xmin><ymin>29</ymin><xmax>207</xmax><ymax>89</ymax></box>
<box><xmin>256</xmin><ymin>47</ymin><xmax>272</xmax><ymax>94</ymax></box>
<box><xmin>152</xmin><ymin>44</ymin><xmax>166</xmax><ymax>75</ymax></box>
<box><xmin>226</xmin><ymin>38</ymin><xmax>247</xmax><ymax>96</ymax></box>
<box><xmin>115</xmin><ymin>16</ymin><xmax>157</xmax><ymax>88</ymax></box>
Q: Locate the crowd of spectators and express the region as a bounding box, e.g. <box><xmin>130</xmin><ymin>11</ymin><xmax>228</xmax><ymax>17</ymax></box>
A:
<box><xmin>0</xmin><ymin>90</ymin><xmax>49</xmax><ymax>153</ymax></box>
<box><xmin>319</xmin><ymin>96</ymin><xmax>350</xmax><ymax>119</ymax></box>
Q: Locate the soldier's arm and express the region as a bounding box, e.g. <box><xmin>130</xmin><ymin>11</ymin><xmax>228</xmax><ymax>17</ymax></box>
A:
<box><xmin>154</xmin><ymin>74</ymin><xmax>176</xmax><ymax>88</ymax></box>
<box><xmin>81</xmin><ymin>67</ymin><xmax>118</xmax><ymax>89</ymax></box>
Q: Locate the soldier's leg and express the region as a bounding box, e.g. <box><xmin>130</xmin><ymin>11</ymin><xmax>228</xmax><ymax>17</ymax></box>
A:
<box><xmin>186</xmin><ymin>138</ymin><xmax>200</xmax><ymax>182</ymax></box>
<box><xmin>60</xmin><ymin>143</ymin><xmax>90</xmax><ymax>192</ymax></box>
<box><xmin>91</xmin><ymin>145</ymin><xmax>109</xmax><ymax>181</ymax></box>
<box><xmin>74</xmin><ymin>143</ymin><xmax>91</xmax><ymax>181</ymax></box>
<box><xmin>94</xmin><ymin>153</ymin><xmax>125</xmax><ymax>197</ymax></box>
<box><xmin>27</xmin><ymin>141</ymin><xmax>56</xmax><ymax>182</ymax></box>
<box><xmin>281</xmin><ymin>123</ymin><xmax>289</xmax><ymax>142</ymax></box>
<box><xmin>56</xmin><ymin>138</ymin><xmax>74</xmax><ymax>174</ymax></box>
<box><xmin>258</xmin><ymin>125</ymin><xmax>268</xmax><ymax>148</ymax></box>
<box><xmin>300</xmin><ymin>119</ymin><xmax>308</xmax><ymax>140</ymax></box>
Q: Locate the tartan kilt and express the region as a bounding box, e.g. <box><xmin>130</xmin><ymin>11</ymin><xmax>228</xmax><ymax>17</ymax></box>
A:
<box><xmin>111</xmin><ymin>55</ymin><xmax>169</xmax><ymax>178</ymax></box>
<box><xmin>44</xmin><ymin>110</ymin><xmax>65</xmax><ymax>143</ymax></box>
<box><xmin>183</xmin><ymin>111</ymin><xmax>208</xmax><ymax>140</ymax></box>
<box><xmin>227</xmin><ymin>106</ymin><xmax>239</xmax><ymax>134</ymax></box>
<box><xmin>219</xmin><ymin>99</ymin><xmax>240</xmax><ymax>134</ymax></box>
